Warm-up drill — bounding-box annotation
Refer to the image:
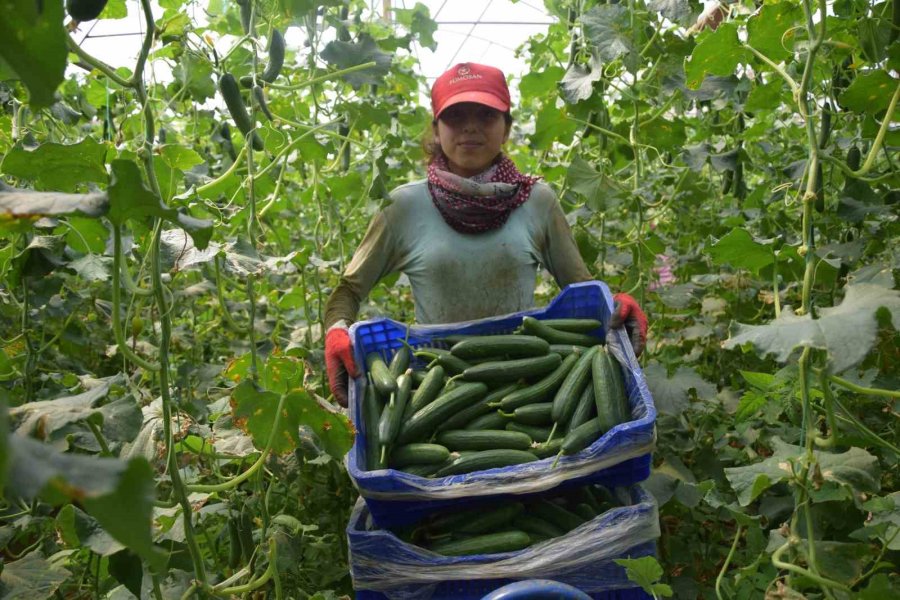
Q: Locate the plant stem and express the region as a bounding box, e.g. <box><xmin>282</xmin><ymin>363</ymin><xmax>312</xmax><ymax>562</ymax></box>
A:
<box><xmin>112</xmin><ymin>227</ymin><xmax>161</xmax><ymax>371</ymax></box>
<box><xmin>716</xmin><ymin>523</ymin><xmax>743</xmax><ymax>600</ymax></box>
<box><xmin>853</xmin><ymin>83</ymin><xmax>900</xmax><ymax>177</ymax></box>
<box><xmin>744</xmin><ymin>45</ymin><xmax>799</xmax><ymax>93</ymax></box>
<box><xmin>87</xmin><ymin>420</ymin><xmax>111</xmax><ymax>456</ymax></box>
<box><xmin>268</xmin><ymin>62</ymin><xmax>378</xmax><ymax>91</ymax></box>
<box><xmin>771</xmin><ymin>540</ymin><xmax>851</xmax><ymax>593</ymax></box>
<box><xmin>827</xmin><ymin>375</ymin><xmax>898</xmax><ymax>399</ymax></box>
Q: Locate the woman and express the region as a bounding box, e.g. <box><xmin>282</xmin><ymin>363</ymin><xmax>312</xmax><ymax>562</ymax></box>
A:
<box><xmin>324</xmin><ymin>63</ymin><xmax>647</xmax><ymax>406</ymax></box>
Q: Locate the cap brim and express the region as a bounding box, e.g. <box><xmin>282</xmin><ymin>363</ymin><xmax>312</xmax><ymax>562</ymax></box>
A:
<box><xmin>435</xmin><ymin>91</ymin><xmax>509</xmax><ymax>118</ymax></box>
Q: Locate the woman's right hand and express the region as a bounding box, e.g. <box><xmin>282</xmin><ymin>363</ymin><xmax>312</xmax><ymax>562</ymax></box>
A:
<box><xmin>325</xmin><ymin>323</ymin><xmax>360</xmax><ymax>407</ymax></box>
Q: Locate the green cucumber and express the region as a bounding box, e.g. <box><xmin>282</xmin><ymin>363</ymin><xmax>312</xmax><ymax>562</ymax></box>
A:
<box><xmin>464</xmin><ymin>411</ymin><xmax>511</xmax><ymax>431</ymax></box>
<box><xmin>606</xmin><ymin>350</ymin><xmax>630</xmax><ymax>424</ymax></box>
<box><xmin>461</xmin><ymin>353</ymin><xmax>561</xmax><ymax>384</ymax></box>
<box><xmin>506</xmin><ymin>422</ymin><xmax>551</xmax><ymax>443</ymax></box>
<box><xmin>567</xmin><ymin>383</ymin><xmax>596</xmax><ymax>433</ymax></box>
<box><xmin>389</xmin><ymin>443</ymin><xmax>450</xmax><ymax>468</ymax></box>
<box><xmin>513</xmin><ymin>515</ymin><xmax>565</xmax><ymax>538</ymax></box>
<box><xmin>548</xmin><ymin>344</ymin><xmax>588</xmax><ymax>357</ymax></box>
<box><xmin>592</xmin><ymin>348</ymin><xmax>619</xmax><ymax>432</ymax></box>
<box><xmin>560</xmin><ymin>417</ymin><xmax>602</xmax><ymax>457</ymax></box>
<box><xmin>428</xmin><ymin>530</ymin><xmax>531</xmax><ymax>556</ymax></box>
<box><xmin>411</xmin><ymin>370</ymin><xmax>428</xmax><ymax>386</ymax></box>
<box><xmin>366</xmin><ymin>352</ymin><xmax>396</xmax><ymax>396</ymax></box>
<box><xmin>414</xmin><ymin>348</ymin><xmax>471</xmax><ymax>375</ymax></box>
<box><xmin>450</xmin><ymin>335</ymin><xmax>549</xmax><ymax>360</ymax></box>
<box><xmin>505</xmin><ymin>402</ymin><xmax>553</xmax><ymax>426</ymax></box>
<box><xmin>458</xmin><ymin>503</ymin><xmax>525</xmax><ymax>534</ymax></box>
<box><xmin>531</xmin><ymin>499</ymin><xmax>585</xmax><ymax>532</ymax></box>
<box><xmin>436</xmin><ymin>430</ymin><xmax>533</xmax><ymax>451</ymax></box>
<box><xmin>539</xmin><ymin>318</ymin><xmax>603</xmax><ymax>333</ymax></box>
<box><xmin>498</xmin><ymin>351</ymin><xmax>580</xmax><ymax>410</ymax></box>
<box><xmin>219</xmin><ymin>73</ymin><xmax>264</xmax><ymax>151</ymax></box>
<box><xmin>252</xmin><ymin>86</ymin><xmax>274</xmax><ymax>122</ymax></box>
<box><xmin>438</xmin><ymin>382</ymin><xmax>522</xmax><ymax>432</ymax></box>
<box><xmin>434</xmin><ymin>449</ymin><xmax>539</xmax><ymax>477</ymax></box>
<box><xmin>236</xmin><ymin>0</ymin><xmax>251</xmax><ymax>34</ymax></box>
<box><xmin>522</xmin><ymin>316</ymin><xmax>604</xmax><ymax>347</ymax></box>
<box><xmin>397</xmin><ymin>382</ymin><xmax>488</xmax><ymax>444</ymax></box>
<box><xmin>377</xmin><ymin>369</ymin><xmax>413</xmax><ymax>459</ymax></box>
<box><xmin>530</xmin><ymin>437</ymin><xmax>563</xmax><ymax>459</ymax></box>
<box><xmin>389</xmin><ymin>342</ymin><xmax>411</xmax><ymax>378</ymax></box>
<box><xmin>408</xmin><ymin>365</ymin><xmax>445</xmax><ymax>413</ymax></box>
<box><xmin>574</xmin><ymin>503</ymin><xmax>597</xmax><ymax>521</ymax></box>
<box><xmin>403</xmin><ymin>461</ymin><xmax>451</xmax><ymax>477</ymax></box>
<box><xmin>67</xmin><ymin>0</ymin><xmax>109</xmax><ymax>21</ymax></box>
<box><xmin>260</xmin><ymin>29</ymin><xmax>285</xmax><ymax>83</ymax></box>
<box><xmin>551</xmin><ymin>345</ymin><xmax>599</xmax><ymax>425</ymax></box>
<box><xmin>363</xmin><ymin>377</ymin><xmax>382</xmax><ymax>471</ymax></box>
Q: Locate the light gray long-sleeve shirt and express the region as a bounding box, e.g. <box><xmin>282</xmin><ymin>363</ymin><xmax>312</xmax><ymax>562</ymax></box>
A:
<box><xmin>323</xmin><ymin>179</ymin><xmax>592</xmax><ymax>328</ymax></box>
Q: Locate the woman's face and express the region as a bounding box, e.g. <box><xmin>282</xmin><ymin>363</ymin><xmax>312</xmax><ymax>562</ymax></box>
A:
<box><xmin>433</xmin><ymin>102</ymin><xmax>510</xmax><ymax>177</ymax></box>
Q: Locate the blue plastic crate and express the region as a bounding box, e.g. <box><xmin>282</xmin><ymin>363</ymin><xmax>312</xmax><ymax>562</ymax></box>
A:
<box><xmin>348</xmin><ymin>485</ymin><xmax>659</xmax><ymax>600</ymax></box>
<box><xmin>347</xmin><ymin>282</ymin><xmax>657</xmax><ymax>529</ymax></box>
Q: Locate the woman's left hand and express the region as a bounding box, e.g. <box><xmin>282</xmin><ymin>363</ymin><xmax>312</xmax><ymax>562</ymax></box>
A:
<box><xmin>610</xmin><ymin>293</ymin><xmax>648</xmax><ymax>356</ymax></box>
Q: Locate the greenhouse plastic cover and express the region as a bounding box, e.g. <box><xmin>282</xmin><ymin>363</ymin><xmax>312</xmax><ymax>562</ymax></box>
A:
<box><xmin>347</xmin><ymin>485</ymin><xmax>660</xmax><ymax>599</ymax></box>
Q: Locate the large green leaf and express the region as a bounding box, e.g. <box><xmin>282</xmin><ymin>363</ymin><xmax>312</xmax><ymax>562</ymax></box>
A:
<box><xmin>643</xmin><ymin>362</ymin><xmax>717</xmax><ymax>415</ymax></box>
<box><xmin>647</xmin><ymin>0</ymin><xmax>691</xmax><ymax>24</ymax></box>
<box><xmin>840</xmin><ymin>70</ymin><xmax>898</xmax><ymax>115</ymax></box>
<box><xmin>9</xmin><ymin>374</ymin><xmax>120</xmax><ymax>439</ymax></box>
<box><xmin>560</xmin><ymin>60</ymin><xmax>602</xmax><ymax>104</ymax></box>
<box><xmin>106</xmin><ymin>160</ymin><xmax>212</xmax><ymax>250</ymax></box>
<box><xmin>0</xmin><ymin>0</ymin><xmax>67</xmax><ymax>108</ymax></box>
<box><xmin>6</xmin><ymin>435</ymin><xmax>164</xmax><ymax>570</ymax></box>
<box><xmin>231</xmin><ymin>382</ymin><xmax>352</xmax><ymax>459</ymax></box>
<box><xmin>172</xmin><ymin>53</ymin><xmax>216</xmax><ymax>103</ymax></box>
<box><xmin>707</xmin><ymin>228</ymin><xmax>774</xmax><ymax>275</ymax></box>
<box><xmin>56</xmin><ymin>504</ymin><xmax>125</xmax><ymax>556</ymax></box>
<box><xmin>725</xmin><ymin>437</ymin><xmax>879</xmax><ymax>506</ymax></box>
<box><xmin>0</xmin><ymin>552</ymin><xmax>70</xmax><ymax>600</ymax></box>
<box><xmin>1</xmin><ymin>138</ymin><xmax>108</xmax><ymax>192</ymax></box>
<box><xmin>393</xmin><ymin>2</ymin><xmax>438</xmax><ymax>51</ymax></box>
<box><xmin>724</xmin><ymin>276</ymin><xmax>900</xmax><ymax>372</ymax></box>
<box><xmin>566</xmin><ymin>155</ymin><xmax>621</xmax><ymax>211</ymax></box>
<box><xmin>746</xmin><ymin>2</ymin><xmax>803</xmax><ymax>62</ymax></box>
<box><xmin>582</xmin><ymin>4</ymin><xmax>633</xmax><ymax>62</ymax></box>
<box><xmin>0</xmin><ymin>182</ymin><xmax>108</xmax><ymax>232</ymax></box>
<box><xmin>320</xmin><ymin>35</ymin><xmax>392</xmax><ymax>88</ymax></box>
<box><xmin>684</xmin><ymin>23</ymin><xmax>750</xmax><ymax>90</ymax></box>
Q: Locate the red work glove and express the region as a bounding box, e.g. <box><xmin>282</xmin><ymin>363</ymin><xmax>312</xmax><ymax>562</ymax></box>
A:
<box><xmin>609</xmin><ymin>293</ymin><xmax>648</xmax><ymax>357</ymax></box>
<box><xmin>325</xmin><ymin>323</ymin><xmax>360</xmax><ymax>407</ymax></box>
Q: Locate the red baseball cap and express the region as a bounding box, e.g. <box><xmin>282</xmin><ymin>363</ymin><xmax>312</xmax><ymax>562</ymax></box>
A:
<box><xmin>431</xmin><ymin>63</ymin><xmax>511</xmax><ymax>118</ymax></box>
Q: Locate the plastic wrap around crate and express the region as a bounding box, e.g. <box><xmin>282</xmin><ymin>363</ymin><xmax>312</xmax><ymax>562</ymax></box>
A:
<box><xmin>346</xmin><ymin>282</ymin><xmax>657</xmax><ymax>528</ymax></box>
<box><xmin>348</xmin><ymin>485</ymin><xmax>659</xmax><ymax>600</ymax></box>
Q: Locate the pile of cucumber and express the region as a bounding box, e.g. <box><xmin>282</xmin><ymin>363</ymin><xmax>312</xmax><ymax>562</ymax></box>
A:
<box><xmin>391</xmin><ymin>483</ymin><xmax>627</xmax><ymax>556</ymax></box>
<box><xmin>362</xmin><ymin>316</ymin><xmax>631</xmax><ymax>475</ymax></box>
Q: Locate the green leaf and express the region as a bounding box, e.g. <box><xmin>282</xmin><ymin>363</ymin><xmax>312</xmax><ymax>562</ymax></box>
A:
<box><xmin>0</xmin><ymin>0</ymin><xmax>67</xmax><ymax>108</ymax></box>
<box><xmin>262</xmin><ymin>355</ymin><xmax>305</xmax><ymax>395</ymax></box>
<box><xmin>393</xmin><ymin>2</ymin><xmax>437</xmax><ymax>51</ymax></box>
<box><xmin>320</xmin><ymin>35</ymin><xmax>392</xmax><ymax>88</ymax></box>
<box><xmin>0</xmin><ymin>183</ymin><xmax>108</xmax><ymax>234</ymax></box>
<box><xmin>287</xmin><ymin>390</ymin><xmax>354</xmax><ymax>461</ymax></box>
<box><xmin>647</xmin><ymin>0</ymin><xmax>692</xmax><ymax>25</ymax></box>
<box><xmin>614</xmin><ymin>556</ymin><xmax>673</xmax><ymax>597</ymax></box>
<box><xmin>707</xmin><ymin>228</ymin><xmax>774</xmax><ymax>275</ymax></box>
<box><xmin>56</xmin><ymin>504</ymin><xmax>125</xmax><ymax>556</ymax></box>
<box><xmin>735</xmin><ymin>390</ymin><xmax>768</xmax><ymax>422</ymax></box>
<box><xmin>100</xmin><ymin>0</ymin><xmax>129</xmax><ymax>19</ymax></box>
<box><xmin>582</xmin><ymin>4</ymin><xmax>633</xmax><ymax>62</ymax></box>
<box><xmin>684</xmin><ymin>23</ymin><xmax>750</xmax><ymax>90</ymax></box>
<box><xmin>93</xmin><ymin>397</ymin><xmax>143</xmax><ymax>443</ymax></box>
<box><xmin>740</xmin><ymin>370</ymin><xmax>778</xmax><ymax>391</ymax></box>
<box><xmin>840</xmin><ymin>70</ymin><xmax>898</xmax><ymax>115</ymax></box>
<box><xmin>520</xmin><ymin>66</ymin><xmax>565</xmax><ymax>98</ymax></box>
<box><xmin>159</xmin><ymin>145</ymin><xmax>205</xmax><ymax>171</ymax></box>
<box><xmin>172</xmin><ymin>52</ymin><xmax>216</xmax><ymax>103</ymax></box>
<box><xmin>107</xmin><ymin>160</ymin><xmax>212</xmax><ymax>250</ymax></box>
<box><xmin>9</xmin><ymin>375</ymin><xmax>120</xmax><ymax>438</ymax></box>
<box><xmin>0</xmin><ymin>552</ymin><xmax>71</xmax><ymax>600</ymax></box>
<box><xmin>746</xmin><ymin>2</ymin><xmax>803</xmax><ymax>62</ymax></box>
<box><xmin>6</xmin><ymin>435</ymin><xmax>165</xmax><ymax>570</ymax></box>
<box><xmin>725</xmin><ymin>437</ymin><xmax>879</xmax><ymax>505</ymax></box>
<box><xmin>560</xmin><ymin>60</ymin><xmax>602</xmax><ymax>104</ymax></box>
<box><xmin>724</xmin><ymin>277</ymin><xmax>900</xmax><ymax>372</ymax></box>
<box><xmin>68</xmin><ymin>254</ymin><xmax>111</xmax><ymax>282</ymax></box>
<box><xmin>859</xmin><ymin>574</ymin><xmax>899</xmax><ymax>600</ymax></box>
<box><xmin>1</xmin><ymin>138</ymin><xmax>108</xmax><ymax>192</ymax></box>
<box><xmin>530</xmin><ymin>103</ymin><xmax>578</xmax><ymax>150</ymax></box>
<box><xmin>643</xmin><ymin>363</ymin><xmax>717</xmax><ymax>415</ymax></box>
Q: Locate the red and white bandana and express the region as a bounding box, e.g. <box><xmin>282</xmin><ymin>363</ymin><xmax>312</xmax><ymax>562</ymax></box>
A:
<box><xmin>427</xmin><ymin>154</ymin><xmax>540</xmax><ymax>234</ymax></box>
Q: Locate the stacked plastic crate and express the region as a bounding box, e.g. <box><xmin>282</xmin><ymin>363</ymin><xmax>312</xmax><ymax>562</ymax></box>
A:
<box><xmin>345</xmin><ymin>282</ymin><xmax>659</xmax><ymax>599</ymax></box>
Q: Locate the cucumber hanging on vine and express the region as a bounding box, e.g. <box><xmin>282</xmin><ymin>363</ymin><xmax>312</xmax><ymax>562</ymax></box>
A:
<box><xmin>236</xmin><ymin>0</ymin><xmax>252</xmax><ymax>35</ymax></box>
<box><xmin>253</xmin><ymin>86</ymin><xmax>274</xmax><ymax>122</ymax></box>
<box><xmin>814</xmin><ymin>102</ymin><xmax>831</xmax><ymax>212</ymax></box>
<box><xmin>261</xmin><ymin>29</ymin><xmax>285</xmax><ymax>83</ymax></box>
<box><xmin>218</xmin><ymin>73</ymin><xmax>264</xmax><ymax>151</ymax></box>
<box><xmin>67</xmin><ymin>0</ymin><xmax>109</xmax><ymax>21</ymax></box>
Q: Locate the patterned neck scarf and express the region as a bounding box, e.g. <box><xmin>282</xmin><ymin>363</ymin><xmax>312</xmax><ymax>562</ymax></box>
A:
<box><xmin>427</xmin><ymin>154</ymin><xmax>540</xmax><ymax>234</ymax></box>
